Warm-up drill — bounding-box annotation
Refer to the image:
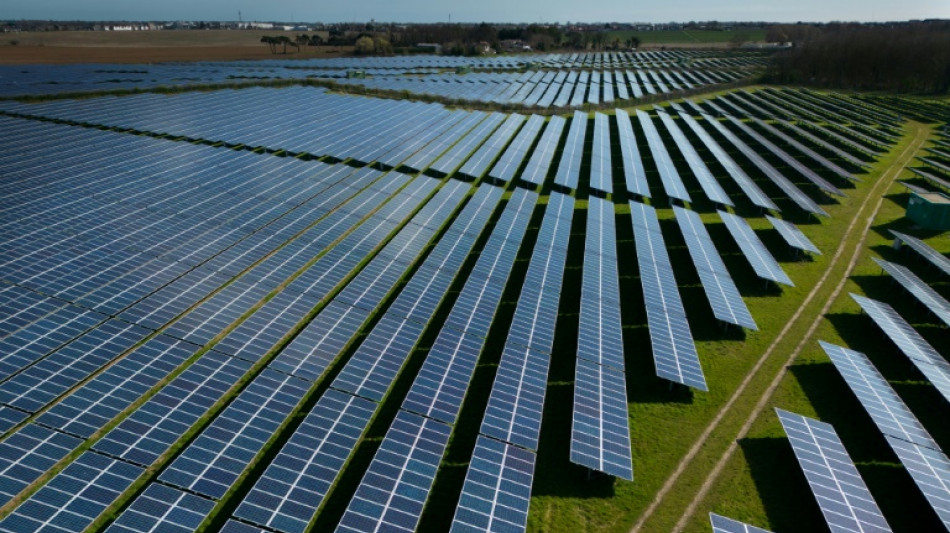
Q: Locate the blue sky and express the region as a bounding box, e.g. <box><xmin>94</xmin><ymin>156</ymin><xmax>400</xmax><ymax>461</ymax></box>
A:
<box><xmin>2</xmin><ymin>0</ymin><xmax>948</xmax><ymax>23</ymax></box>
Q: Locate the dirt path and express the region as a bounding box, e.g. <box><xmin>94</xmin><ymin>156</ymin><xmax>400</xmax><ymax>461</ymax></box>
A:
<box><xmin>631</xmin><ymin>122</ymin><xmax>931</xmax><ymax>533</ymax></box>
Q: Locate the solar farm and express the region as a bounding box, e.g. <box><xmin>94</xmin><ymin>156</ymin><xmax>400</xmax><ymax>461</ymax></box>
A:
<box><xmin>0</xmin><ymin>50</ymin><xmax>948</xmax><ymax>533</ymax></box>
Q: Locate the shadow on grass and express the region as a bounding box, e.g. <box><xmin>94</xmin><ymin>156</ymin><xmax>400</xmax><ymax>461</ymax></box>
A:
<box><xmin>738</xmin><ymin>436</ymin><xmax>827</xmax><ymax>532</ymax></box>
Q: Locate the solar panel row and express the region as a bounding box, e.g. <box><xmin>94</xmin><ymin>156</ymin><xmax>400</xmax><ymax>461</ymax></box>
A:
<box><xmin>719</xmin><ymin>210</ymin><xmax>794</xmax><ymax>287</ymax></box>
<box><xmin>673</xmin><ymin>206</ymin><xmax>757</xmax><ymax>330</ymax></box>
<box><xmin>554</xmin><ymin>111</ymin><xmax>588</xmax><ymax>189</ymax></box>
<box><xmin>637</xmin><ymin>109</ymin><xmax>692</xmax><ymax>203</ymax></box>
<box><xmin>615</xmin><ymin>109</ymin><xmax>651</xmax><ymax>198</ymax></box>
<box><xmin>654</xmin><ymin>106</ymin><xmax>732</xmax><ymax>205</ymax></box>
<box><xmin>630</xmin><ymin>201</ymin><xmax>707</xmax><ymax>391</ymax></box>
<box><xmin>873</xmin><ymin>258</ymin><xmax>950</xmax><ymax>328</ymax></box>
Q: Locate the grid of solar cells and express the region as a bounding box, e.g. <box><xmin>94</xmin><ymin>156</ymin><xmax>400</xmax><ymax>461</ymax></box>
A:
<box><xmin>519</xmin><ymin>116</ymin><xmax>566</xmax><ymax>186</ymax></box>
<box><xmin>655</xmin><ymin>106</ymin><xmax>733</xmax><ymax>205</ymax></box>
<box><xmin>332</xmin><ymin>185</ymin><xmax>504</xmax><ymax>401</ymax></box>
<box><xmin>741</xmin><ymin>111</ymin><xmax>854</xmax><ymax>182</ymax></box>
<box><xmin>630</xmin><ymin>201</ymin><xmax>707</xmax><ymax>390</ymax></box>
<box><xmin>214</xmin><ymin>176</ymin><xmax>440</xmax><ymax>363</ymax></box>
<box><xmin>159</xmin><ymin>369</ymin><xmax>311</xmax><ymax>499</ymax></box>
<box><xmin>776</xmin><ymin>409</ymin><xmax>892</xmax><ymax>533</ymax></box>
<box><xmin>0</xmin><ymin>286</ymin><xmax>71</xmax><ymax>339</ymax></box>
<box><xmin>589</xmin><ymin>113</ymin><xmax>614</xmax><ymax>193</ymax></box>
<box><xmin>578</xmin><ymin>197</ymin><xmax>624</xmax><ymax>370</ymax></box>
<box><xmin>891</xmin><ymin>231</ymin><xmax>950</xmax><ymax>277</ymax></box>
<box><xmin>0</xmin><ymin>423</ymin><xmax>82</xmax><ymax>505</ymax></box>
<box><xmin>402</xmin><ymin>189</ymin><xmax>537</xmax><ymax>424</ymax></box>
<box><xmin>36</xmin><ymin>334</ymin><xmax>198</xmax><ymax>438</ymax></box>
<box><xmin>672</xmin><ymin>106</ymin><xmax>777</xmax><ymax>210</ymax></box>
<box><xmin>691</xmin><ymin>101</ymin><xmax>827</xmax><ymax>216</ymax></box>
<box><xmin>94</xmin><ymin>350</ymin><xmax>251</xmax><ymax>467</ymax></box>
<box><xmin>0</xmin><ymin>305</ymin><xmax>105</xmax><ymax>380</ymax></box>
<box><xmin>637</xmin><ymin>109</ymin><xmax>691</xmax><ymax>202</ymax></box>
<box><xmin>910</xmin><ymin>167</ymin><xmax>950</xmax><ymax>191</ymax></box>
<box><xmin>570</xmin><ymin>357</ymin><xmax>634</xmax><ymax>480</ymax></box>
<box><xmin>716</xmin><ymin>111</ymin><xmax>845</xmax><ymax>198</ymax></box>
<box><xmin>615</xmin><ymin>109</ymin><xmax>650</xmax><ymax>197</ymax></box>
<box><xmin>0</xmin><ymin>319</ymin><xmax>151</xmax><ymax>413</ymax></box>
<box><xmin>554</xmin><ymin>111</ymin><xmax>588</xmax><ymax>189</ymax></box>
<box><xmin>820</xmin><ymin>341</ymin><xmax>950</xmax><ymax>527</ymax></box>
<box><xmin>0</xmin><ymin>451</ymin><xmax>142</xmax><ymax>533</ymax></box>
<box><xmin>709</xmin><ymin>513</ymin><xmax>774</xmax><ymax>533</ymax></box>
<box><xmin>220</xmin><ymin>520</ymin><xmax>267</xmax><ymax>533</ymax></box>
<box><xmin>850</xmin><ymin>293</ymin><xmax>950</xmax><ymax>403</ymax></box>
<box><xmin>487</xmin><ymin>115</ymin><xmax>544</xmax><ymax>183</ymax></box>
<box><xmin>673</xmin><ymin>206</ymin><xmax>756</xmax><ymax>330</ymax></box>
<box><xmin>450</xmin><ymin>435</ymin><xmax>536</xmax><ymax>533</ymax></box>
<box><xmin>430</xmin><ymin>112</ymin><xmax>506</xmax><ymax>175</ymax></box>
<box><xmin>335</xmin><ymin>411</ymin><xmax>452</xmax><ymax>533</ymax></box>
<box><xmin>105</xmin><ymin>483</ymin><xmax>215</xmax><ymax>533</ymax></box>
<box><xmin>873</xmin><ymin>258</ymin><xmax>950</xmax><ymax>328</ymax></box>
<box><xmin>718</xmin><ymin>210</ymin><xmax>794</xmax><ymax>286</ymax></box>
<box><xmin>233</xmin><ymin>389</ymin><xmax>375</xmax><ymax>533</ymax></box>
<box><xmin>399</xmin><ymin>112</ymin><xmax>487</xmax><ymax>172</ymax></box>
<box><xmin>766</xmin><ymin>215</ymin><xmax>821</xmax><ymax>255</ymax></box>
<box><xmin>457</xmin><ymin>113</ymin><xmax>525</xmax><ymax>179</ymax></box>
<box><xmin>0</xmin><ymin>406</ymin><xmax>26</xmax><ymax>434</ymax></box>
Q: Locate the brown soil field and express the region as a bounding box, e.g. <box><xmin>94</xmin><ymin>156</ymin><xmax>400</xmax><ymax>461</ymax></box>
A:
<box><xmin>0</xmin><ymin>30</ymin><xmax>353</xmax><ymax>64</ymax></box>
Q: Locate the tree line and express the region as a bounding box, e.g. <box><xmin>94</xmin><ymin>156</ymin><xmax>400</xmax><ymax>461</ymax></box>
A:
<box><xmin>764</xmin><ymin>21</ymin><xmax>950</xmax><ymax>94</ymax></box>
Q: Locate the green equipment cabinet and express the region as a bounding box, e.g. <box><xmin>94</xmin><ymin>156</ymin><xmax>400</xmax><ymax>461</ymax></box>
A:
<box><xmin>906</xmin><ymin>191</ymin><xmax>950</xmax><ymax>230</ymax></box>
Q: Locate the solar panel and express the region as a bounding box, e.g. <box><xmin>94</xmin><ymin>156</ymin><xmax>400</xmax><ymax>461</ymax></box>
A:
<box><xmin>450</xmin><ymin>435</ymin><xmax>536</xmax><ymax>533</ymax></box>
<box><xmin>519</xmin><ymin>116</ymin><xmax>566</xmax><ymax>186</ymax></box>
<box><xmin>630</xmin><ymin>201</ymin><xmax>707</xmax><ymax>390</ymax></box>
<box><xmin>0</xmin><ymin>451</ymin><xmax>142</xmax><ymax>533</ymax></box>
<box><xmin>873</xmin><ymin>258</ymin><xmax>950</xmax><ymax>328</ymax></box>
<box><xmin>694</xmin><ymin>102</ymin><xmax>827</xmax><ymax>216</ymax></box>
<box><xmin>0</xmin><ymin>305</ymin><xmax>106</xmax><ymax>380</ymax></box>
<box><xmin>637</xmin><ymin>109</ymin><xmax>691</xmax><ymax>202</ymax></box>
<box><xmin>220</xmin><ymin>520</ymin><xmax>267</xmax><ymax>533</ymax></box>
<box><xmin>570</xmin><ymin>357</ymin><xmax>633</xmax><ymax>480</ymax></box>
<box><xmin>673</xmin><ymin>206</ymin><xmax>756</xmax><ymax>330</ymax></box>
<box><xmin>0</xmin><ymin>423</ymin><xmax>82</xmax><ymax>505</ymax></box>
<box><xmin>654</xmin><ymin>106</ymin><xmax>732</xmax><ymax>205</ymax></box>
<box><xmin>334</xmin><ymin>411</ymin><xmax>452</xmax><ymax>533</ymax></box>
<box><xmin>891</xmin><ymin>231</ymin><xmax>950</xmax><ymax>277</ymax></box>
<box><xmin>776</xmin><ymin>409</ymin><xmax>892</xmax><ymax>533</ymax></box>
<box><xmin>0</xmin><ymin>406</ymin><xmax>27</xmax><ymax>435</ymax></box>
<box><xmin>105</xmin><ymin>483</ymin><xmax>215</xmax><ymax>533</ymax></box>
<box><xmin>554</xmin><ymin>111</ymin><xmax>587</xmax><ymax>189</ymax></box>
<box><xmin>458</xmin><ymin>113</ymin><xmax>525</xmax><ymax>179</ymax></box>
<box><xmin>850</xmin><ymin>293</ymin><xmax>950</xmax><ymax>403</ymax></box>
<box><xmin>430</xmin><ymin>112</ymin><xmax>506</xmax><ymax>176</ymax></box>
<box><xmin>719</xmin><ymin>210</ymin><xmax>794</xmax><ymax>286</ymax></box>
<box><xmin>766</xmin><ymin>215</ymin><xmax>821</xmax><ymax>255</ymax></box>
<box><xmin>578</xmin><ymin>197</ymin><xmax>624</xmax><ymax>370</ymax></box>
<box><xmin>709</xmin><ymin>513</ymin><xmax>774</xmax><ymax>533</ymax></box>
<box><xmin>94</xmin><ymin>350</ymin><xmax>251</xmax><ymax>467</ymax></box>
<box><xmin>159</xmin><ymin>369</ymin><xmax>311</xmax><ymax>500</ymax></box>
<box><xmin>233</xmin><ymin>389</ymin><xmax>376</xmax><ymax>533</ymax></box>
<box><xmin>36</xmin><ymin>334</ymin><xmax>199</xmax><ymax>438</ymax></box>
<box><xmin>671</xmin><ymin>106</ymin><xmax>776</xmax><ymax>210</ymax></box>
<box><xmin>821</xmin><ymin>341</ymin><xmax>950</xmax><ymax>527</ymax></box>
<box><xmin>614</xmin><ymin>109</ymin><xmax>650</xmax><ymax>197</ymax></box>
<box><xmin>488</xmin><ymin>114</ymin><xmax>544</xmax><ymax>183</ymax></box>
<box><xmin>0</xmin><ymin>319</ymin><xmax>151</xmax><ymax>413</ymax></box>
<box><xmin>589</xmin><ymin>112</ymin><xmax>613</xmax><ymax>193</ymax></box>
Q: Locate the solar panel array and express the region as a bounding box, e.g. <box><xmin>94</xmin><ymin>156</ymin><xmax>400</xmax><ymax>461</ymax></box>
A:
<box><xmin>458</xmin><ymin>113</ymin><xmax>526</xmax><ymax>179</ymax></box>
<box><xmin>554</xmin><ymin>111</ymin><xmax>588</xmax><ymax>189</ymax></box>
<box><xmin>709</xmin><ymin>513</ymin><xmax>774</xmax><ymax>533</ymax></box>
<box><xmin>673</xmin><ymin>206</ymin><xmax>757</xmax><ymax>329</ymax></box>
<box><xmin>105</xmin><ymin>483</ymin><xmax>216</xmax><ymax>533</ymax></box>
<box><xmin>776</xmin><ymin>408</ymin><xmax>892</xmax><ymax>533</ymax></box>
<box><xmin>850</xmin><ymin>293</ymin><xmax>950</xmax><ymax>403</ymax></box>
<box><xmin>873</xmin><ymin>258</ymin><xmax>950</xmax><ymax>328</ymax></box>
<box><xmin>821</xmin><ymin>341</ymin><xmax>950</xmax><ymax>527</ymax></box>
<box><xmin>571</xmin><ymin>196</ymin><xmax>633</xmax><ymax>479</ymax></box>
<box><xmin>891</xmin><ymin>231</ymin><xmax>950</xmax><ymax>277</ymax></box>
<box><xmin>589</xmin><ymin>113</ymin><xmax>614</xmax><ymax>193</ymax></box>
<box><xmin>766</xmin><ymin>215</ymin><xmax>821</xmax><ymax>255</ymax></box>
<box><xmin>518</xmin><ymin>116</ymin><xmax>566</xmax><ymax>185</ymax></box>
<box><xmin>637</xmin><ymin>109</ymin><xmax>692</xmax><ymax>202</ymax></box>
<box><xmin>489</xmin><ymin>114</ymin><xmax>545</xmax><ymax>183</ymax></box>
<box><xmin>334</xmin><ymin>411</ymin><xmax>452</xmax><ymax>533</ymax></box>
<box><xmin>630</xmin><ymin>201</ymin><xmax>707</xmax><ymax>391</ymax></box>
<box><xmin>615</xmin><ymin>109</ymin><xmax>651</xmax><ymax>197</ymax></box>
<box><xmin>655</xmin><ymin>106</ymin><xmax>732</xmax><ymax>205</ymax></box>
<box><xmin>719</xmin><ymin>210</ymin><xmax>794</xmax><ymax>286</ymax></box>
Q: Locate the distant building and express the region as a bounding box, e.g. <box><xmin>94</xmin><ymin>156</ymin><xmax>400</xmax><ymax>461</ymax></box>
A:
<box><xmin>416</xmin><ymin>43</ymin><xmax>442</xmax><ymax>54</ymax></box>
